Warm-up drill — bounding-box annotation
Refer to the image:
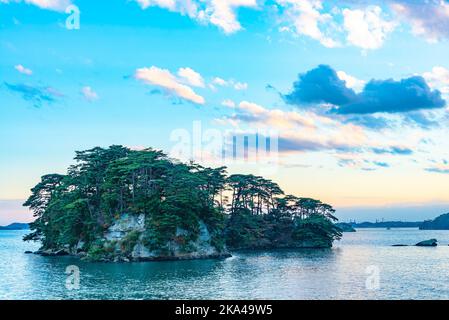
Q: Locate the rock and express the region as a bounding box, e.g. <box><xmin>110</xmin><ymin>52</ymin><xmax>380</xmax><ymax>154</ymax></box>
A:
<box><xmin>131</xmin><ymin>242</ymin><xmax>155</xmax><ymax>259</ymax></box>
<box><xmin>37</xmin><ymin>215</ymin><xmax>231</xmax><ymax>263</ymax></box>
<box><xmin>35</xmin><ymin>248</ymin><xmax>70</xmax><ymax>256</ymax></box>
<box><xmin>24</xmin><ymin>251</ymin><xmax>33</xmax><ymax>254</ymax></box>
<box><xmin>54</xmin><ymin>249</ymin><xmax>69</xmax><ymax>256</ymax></box>
<box><xmin>104</xmin><ymin>213</ymin><xmax>145</xmax><ymax>241</ymax></box>
<box><xmin>392</xmin><ymin>244</ymin><xmax>408</xmax><ymax>247</ymax></box>
<box><xmin>110</xmin><ymin>218</ymin><xmax>231</xmax><ymax>262</ymax></box>
<box><xmin>335</xmin><ymin>223</ymin><xmax>356</xmax><ymax>232</ymax></box>
<box><xmin>415</xmin><ymin>239</ymin><xmax>438</xmax><ymax>246</ymax></box>
<box><xmin>75</xmin><ymin>240</ymin><xmax>85</xmax><ymax>253</ymax></box>
<box><xmin>38</xmin><ymin>249</ymin><xmax>53</xmax><ymax>256</ymax></box>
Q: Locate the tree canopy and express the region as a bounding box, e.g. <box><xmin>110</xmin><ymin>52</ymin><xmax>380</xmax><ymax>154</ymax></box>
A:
<box><xmin>24</xmin><ymin>146</ymin><xmax>341</xmax><ymax>256</ymax></box>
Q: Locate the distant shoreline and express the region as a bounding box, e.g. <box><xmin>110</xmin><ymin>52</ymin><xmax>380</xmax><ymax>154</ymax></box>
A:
<box><xmin>350</xmin><ymin>221</ymin><xmax>423</xmax><ymax>228</ymax></box>
<box><xmin>0</xmin><ymin>223</ymin><xmax>29</xmax><ymax>231</ymax></box>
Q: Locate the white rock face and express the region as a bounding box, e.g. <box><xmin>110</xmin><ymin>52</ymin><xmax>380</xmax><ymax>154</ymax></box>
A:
<box><xmin>131</xmin><ymin>242</ymin><xmax>155</xmax><ymax>259</ymax></box>
<box><xmin>104</xmin><ymin>214</ymin><xmax>229</xmax><ymax>261</ymax></box>
<box><xmin>104</xmin><ymin>213</ymin><xmax>145</xmax><ymax>241</ymax></box>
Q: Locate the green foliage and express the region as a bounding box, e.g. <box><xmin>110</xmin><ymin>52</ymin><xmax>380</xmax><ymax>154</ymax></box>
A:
<box><xmin>24</xmin><ymin>145</ymin><xmax>341</xmax><ymax>255</ymax></box>
<box><xmin>120</xmin><ymin>231</ymin><xmax>141</xmax><ymax>254</ymax></box>
<box><xmin>86</xmin><ymin>240</ymin><xmax>113</xmax><ymax>261</ymax></box>
<box><xmin>293</xmin><ymin>214</ymin><xmax>342</xmax><ymax>247</ymax></box>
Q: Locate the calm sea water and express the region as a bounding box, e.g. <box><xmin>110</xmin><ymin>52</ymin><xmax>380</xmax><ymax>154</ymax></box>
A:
<box><xmin>2</xmin><ymin>228</ymin><xmax>449</xmax><ymax>299</ymax></box>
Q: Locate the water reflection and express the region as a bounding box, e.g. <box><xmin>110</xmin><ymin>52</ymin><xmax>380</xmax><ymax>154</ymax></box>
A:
<box><xmin>3</xmin><ymin>229</ymin><xmax>449</xmax><ymax>299</ymax></box>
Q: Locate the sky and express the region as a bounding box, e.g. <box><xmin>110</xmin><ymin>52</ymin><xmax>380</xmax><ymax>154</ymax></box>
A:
<box><xmin>1</xmin><ymin>0</ymin><xmax>449</xmax><ymax>224</ymax></box>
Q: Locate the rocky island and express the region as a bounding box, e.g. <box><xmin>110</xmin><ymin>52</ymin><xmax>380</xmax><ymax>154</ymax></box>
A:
<box><xmin>335</xmin><ymin>223</ymin><xmax>356</xmax><ymax>232</ymax></box>
<box><xmin>419</xmin><ymin>213</ymin><xmax>449</xmax><ymax>230</ymax></box>
<box><xmin>24</xmin><ymin>146</ymin><xmax>342</xmax><ymax>262</ymax></box>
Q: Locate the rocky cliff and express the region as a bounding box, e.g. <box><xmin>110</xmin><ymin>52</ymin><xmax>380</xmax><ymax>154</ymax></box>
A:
<box><xmin>37</xmin><ymin>213</ymin><xmax>230</xmax><ymax>262</ymax></box>
<box><xmin>419</xmin><ymin>213</ymin><xmax>449</xmax><ymax>230</ymax></box>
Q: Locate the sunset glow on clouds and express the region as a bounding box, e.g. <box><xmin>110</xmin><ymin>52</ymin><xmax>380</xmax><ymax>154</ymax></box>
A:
<box><xmin>1</xmin><ymin>0</ymin><xmax>449</xmax><ymax>223</ymax></box>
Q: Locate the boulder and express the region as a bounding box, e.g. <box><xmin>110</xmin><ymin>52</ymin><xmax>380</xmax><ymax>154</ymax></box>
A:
<box><xmin>392</xmin><ymin>244</ymin><xmax>408</xmax><ymax>247</ymax></box>
<box><xmin>104</xmin><ymin>213</ymin><xmax>145</xmax><ymax>241</ymax></box>
<box><xmin>415</xmin><ymin>239</ymin><xmax>437</xmax><ymax>246</ymax></box>
<box><xmin>335</xmin><ymin>223</ymin><xmax>356</xmax><ymax>232</ymax></box>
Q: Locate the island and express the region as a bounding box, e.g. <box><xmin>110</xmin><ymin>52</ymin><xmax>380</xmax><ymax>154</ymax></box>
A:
<box><xmin>24</xmin><ymin>146</ymin><xmax>342</xmax><ymax>262</ymax></box>
<box><xmin>0</xmin><ymin>223</ymin><xmax>29</xmax><ymax>230</ymax></box>
<box><xmin>350</xmin><ymin>221</ymin><xmax>423</xmax><ymax>228</ymax></box>
<box><xmin>419</xmin><ymin>213</ymin><xmax>449</xmax><ymax>230</ymax></box>
<box><xmin>335</xmin><ymin>223</ymin><xmax>356</xmax><ymax>232</ymax></box>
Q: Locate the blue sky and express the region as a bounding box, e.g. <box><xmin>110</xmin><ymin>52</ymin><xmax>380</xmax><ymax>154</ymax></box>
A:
<box><xmin>2</xmin><ymin>0</ymin><xmax>449</xmax><ymax>224</ymax></box>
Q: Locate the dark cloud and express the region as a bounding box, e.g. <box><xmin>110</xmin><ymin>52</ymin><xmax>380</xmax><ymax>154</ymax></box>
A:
<box><xmin>5</xmin><ymin>82</ymin><xmax>60</xmax><ymax>107</ymax></box>
<box><xmin>278</xmin><ymin>136</ymin><xmax>327</xmax><ymax>153</ymax></box>
<box><xmin>391</xmin><ymin>0</ymin><xmax>449</xmax><ymax>42</ymax></box>
<box><xmin>338</xmin><ymin>158</ymin><xmax>391</xmax><ymax>171</ymax></box>
<box><xmin>425</xmin><ymin>159</ymin><xmax>449</xmax><ymax>174</ymax></box>
<box><xmin>285</xmin><ymin>65</ymin><xmax>446</xmax><ymax>115</ymax></box>
<box><xmin>372</xmin><ymin>146</ymin><xmax>413</xmax><ymax>155</ymax></box>
<box><xmin>425</xmin><ymin>167</ymin><xmax>449</xmax><ymax>174</ymax></box>
<box><xmin>284</xmin><ymin>65</ymin><xmax>357</xmax><ymax>107</ymax></box>
<box><xmin>373</xmin><ymin>161</ymin><xmax>390</xmax><ymax>168</ymax></box>
<box><xmin>229</xmin><ymin>133</ymin><xmax>356</xmax><ymax>155</ymax></box>
<box><xmin>335</xmin><ymin>76</ymin><xmax>445</xmax><ymax>114</ymax></box>
<box><xmin>338</xmin><ymin>158</ymin><xmax>358</xmax><ymax>168</ymax></box>
<box><xmin>344</xmin><ymin>115</ymin><xmax>392</xmax><ymax>130</ymax></box>
<box><xmin>404</xmin><ymin>112</ymin><xmax>439</xmax><ymax>129</ymax></box>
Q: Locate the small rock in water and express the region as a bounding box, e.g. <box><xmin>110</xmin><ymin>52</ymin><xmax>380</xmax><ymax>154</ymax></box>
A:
<box><xmin>24</xmin><ymin>251</ymin><xmax>33</xmax><ymax>254</ymax></box>
<box><xmin>392</xmin><ymin>244</ymin><xmax>408</xmax><ymax>247</ymax></box>
<box><xmin>415</xmin><ymin>239</ymin><xmax>438</xmax><ymax>246</ymax></box>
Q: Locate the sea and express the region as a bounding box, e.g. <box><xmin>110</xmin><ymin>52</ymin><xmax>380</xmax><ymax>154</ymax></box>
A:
<box><xmin>1</xmin><ymin>228</ymin><xmax>449</xmax><ymax>299</ymax></box>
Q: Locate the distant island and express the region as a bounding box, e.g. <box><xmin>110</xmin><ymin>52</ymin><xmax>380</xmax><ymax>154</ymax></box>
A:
<box><xmin>351</xmin><ymin>221</ymin><xmax>423</xmax><ymax>228</ymax></box>
<box><xmin>0</xmin><ymin>223</ymin><xmax>29</xmax><ymax>230</ymax></box>
<box><xmin>24</xmin><ymin>146</ymin><xmax>342</xmax><ymax>262</ymax></box>
<box><xmin>340</xmin><ymin>214</ymin><xmax>449</xmax><ymax>230</ymax></box>
<box><xmin>420</xmin><ymin>213</ymin><xmax>449</xmax><ymax>230</ymax></box>
<box><xmin>335</xmin><ymin>223</ymin><xmax>356</xmax><ymax>232</ymax></box>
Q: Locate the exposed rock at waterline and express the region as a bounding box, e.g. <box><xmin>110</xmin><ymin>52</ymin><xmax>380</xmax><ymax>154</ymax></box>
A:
<box><xmin>335</xmin><ymin>223</ymin><xmax>356</xmax><ymax>232</ymax></box>
<box><xmin>34</xmin><ymin>213</ymin><xmax>231</xmax><ymax>262</ymax></box>
<box><xmin>415</xmin><ymin>239</ymin><xmax>437</xmax><ymax>246</ymax></box>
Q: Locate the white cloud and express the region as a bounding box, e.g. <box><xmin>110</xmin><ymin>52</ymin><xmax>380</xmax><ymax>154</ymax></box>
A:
<box><xmin>136</xmin><ymin>0</ymin><xmax>175</xmax><ymax>10</ymax></box>
<box><xmin>211</xmin><ymin>77</ymin><xmax>248</xmax><ymax>90</ymax></box>
<box><xmin>134</xmin><ymin>0</ymin><xmax>257</xmax><ymax>34</ymax></box>
<box><xmin>81</xmin><ymin>86</ymin><xmax>99</xmax><ymax>102</ymax></box>
<box><xmin>337</xmin><ymin>71</ymin><xmax>365</xmax><ymax>92</ymax></box>
<box><xmin>135</xmin><ymin>0</ymin><xmax>198</xmax><ymax>17</ymax></box>
<box><xmin>1</xmin><ymin>0</ymin><xmax>72</xmax><ymax>11</ymax></box>
<box><xmin>216</xmin><ymin>100</ymin><xmax>414</xmax><ymax>159</ymax></box>
<box><xmin>135</xmin><ymin>66</ymin><xmax>205</xmax><ymax>104</ymax></box>
<box><xmin>391</xmin><ymin>1</ymin><xmax>449</xmax><ymax>43</ymax></box>
<box><xmin>276</xmin><ymin>0</ymin><xmax>340</xmax><ymax>48</ymax></box>
<box><xmin>198</xmin><ymin>0</ymin><xmax>258</xmax><ymax>34</ymax></box>
<box><xmin>213</xmin><ymin>77</ymin><xmax>228</xmax><ymax>86</ymax></box>
<box><xmin>14</xmin><ymin>64</ymin><xmax>32</xmax><ymax>75</ymax></box>
<box><xmin>343</xmin><ymin>6</ymin><xmax>396</xmax><ymax>50</ymax></box>
<box><xmin>225</xmin><ymin>100</ymin><xmax>317</xmax><ymax>129</ymax></box>
<box><xmin>221</xmin><ymin>99</ymin><xmax>236</xmax><ymax>108</ymax></box>
<box><xmin>233</xmin><ymin>81</ymin><xmax>248</xmax><ymax>90</ymax></box>
<box><xmin>177</xmin><ymin>67</ymin><xmax>205</xmax><ymax>87</ymax></box>
<box><xmin>423</xmin><ymin>66</ymin><xmax>449</xmax><ymax>94</ymax></box>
